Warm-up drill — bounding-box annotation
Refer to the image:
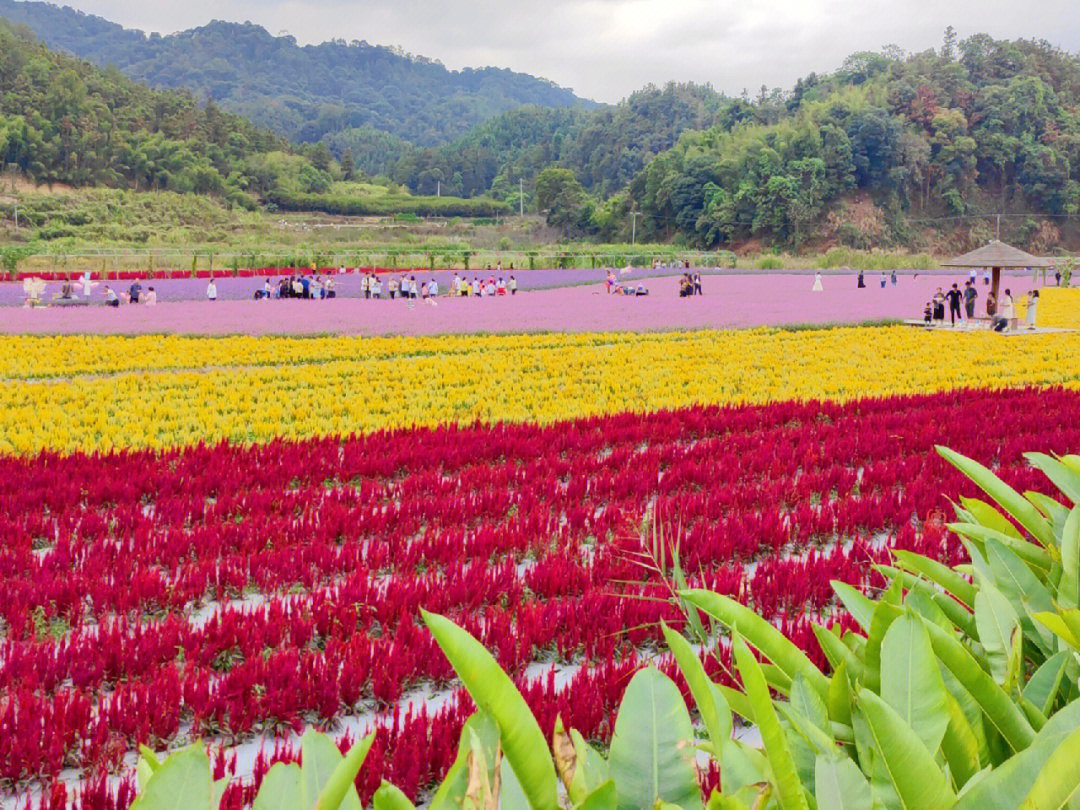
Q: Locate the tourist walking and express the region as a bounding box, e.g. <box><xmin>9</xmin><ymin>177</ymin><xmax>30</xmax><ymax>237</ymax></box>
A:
<box><xmin>890</xmin><ymin>269</ymin><xmax>897</xmax><ymax>286</ymax></box>
<box><xmin>857</xmin><ymin>270</ymin><xmax>865</xmax><ymax>288</ymax></box>
<box><xmin>945</xmin><ymin>283</ymin><xmax>963</xmax><ymax>326</ymax></box>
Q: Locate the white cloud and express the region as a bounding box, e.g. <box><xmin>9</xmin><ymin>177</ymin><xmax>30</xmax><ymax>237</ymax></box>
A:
<box><xmin>52</xmin><ymin>0</ymin><xmax>1080</xmax><ymax>102</ymax></box>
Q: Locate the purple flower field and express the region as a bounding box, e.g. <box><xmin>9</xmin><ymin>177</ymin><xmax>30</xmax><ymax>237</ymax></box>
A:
<box><xmin>0</xmin><ymin>271</ymin><xmax>1047</xmax><ymax>336</ymax></box>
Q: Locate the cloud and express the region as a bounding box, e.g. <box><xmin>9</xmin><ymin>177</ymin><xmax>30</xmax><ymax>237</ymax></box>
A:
<box><xmin>57</xmin><ymin>0</ymin><xmax>1080</xmax><ymax>102</ymax></box>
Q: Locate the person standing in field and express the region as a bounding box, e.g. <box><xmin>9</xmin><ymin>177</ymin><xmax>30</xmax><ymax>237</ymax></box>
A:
<box><xmin>890</xmin><ymin>269</ymin><xmax>897</xmax><ymax>286</ymax></box>
<box><xmin>206</xmin><ymin>278</ymin><xmax>218</xmax><ymax>302</ymax></box>
<box><xmin>509</xmin><ymin>275</ymin><xmax>517</xmax><ymax>295</ymax></box>
<box><xmin>963</xmin><ymin>281</ymin><xmax>977</xmax><ymax>320</ymax></box>
<box><xmin>812</xmin><ymin>272</ymin><xmax>823</xmax><ymax>292</ymax></box>
<box><xmin>1025</xmin><ymin>289</ymin><xmax>1039</xmax><ymax>330</ymax></box>
<box><xmin>694</xmin><ymin>272</ymin><xmax>703</xmax><ymax>295</ymax></box>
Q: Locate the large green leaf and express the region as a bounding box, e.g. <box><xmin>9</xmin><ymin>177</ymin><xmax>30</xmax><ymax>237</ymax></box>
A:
<box><xmin>855</xmin><ymin>689</ymin><xmax>955</xmax><ymax>809</ymax></box>
<box><xmin>947</xmin><ymin>522</ymin><xmax>1052</xmax><ymax>573</ymax></box>
<box><xmin>1016</xmin><ymin>725</ymin><xmax>1080</xmax><ymax>808</ymax></box>
<box><xmin>812</xmin><ymin>624</ymin><xmax>865</xmax><ymax>684</ymax></box>
<box><xmin>552</xmin><ymin>718</ymin><xmax>609</xmax><ymax>804</ymax></box>
<box><xmin>920</xmin><ymin>618</ymin><xmax>1035</xmax><ymax>753</ymax></box>
<box><xmin>863</xmin><ymin>600</ymin><xmax>904</xmax><ymax>693</ymax></box>
<box><xmin>814</xmin><ymin>755</ymin><xmax>874</xmax><ymax>810</ymax></box>
<box><xmin>939</xmin><ymin>689</ymin><xmax>982</xmax><ymax>790</ymax></box>
<box><xmin>1022</xmin><ymin>651</ymin><xmax>1071</xmax><ymax>717</ymax></box>
<box><xmin>958</xmin><ymin>496</ymin><xmax>1024</xmax><ymax>540</ymax></box>
<box><xmin>1024</xmin><ymin>452</ymin><xmax>1080</xmax><ymax>507</ymax></box>
<box><xmin>680</xmin><ymin>590</ymin><xmax>828</xmax><ymax>698</ymax></box>
<box><xmin>371</xmin><ymin>782</ymin><xmax>416</xmax><ymax>810</ymax></box>
<box><xmin>661</xmin><ymin>622</ymin><xmax>732</xmax><ymax>754</ymax></box>
<box><xmin>892</xmin><ymin>549</ymin><xmax>977</xmax><ymax>608</ymax></box>
<box><xmin>578</xmin><ymin>780</ymin><xmax>618</xmax><ymax>810</ymax></box>
<box><xmin>422</xmin><ymin>611</ymin><xmax>559</xmax><ymax>810</ymax></box>
<box><xmin>1061</xmin><ymin>507</ymin><xmax>1080</xmax><ymax>608</ymax></box>
<box><xmin>832</xmin><ymin>582</ymin><xmax>877</xmax><ymax>633</ymax></box>
<box><xmin>130</xmin><ymin>745</ymin><xmax>214</xmax><ymax>810</ymax></box>
<box><xmin>954</xmin><ymin>700</ymin><xmax>1080</xmax><ymax>809</ymax></box>
<box><xmin>937</xmin><ymin>446</ymin><xmax>1053</xmax><ymax>548</ymax></box>
<box><xmin>253</xmin><ymin>763</ymin><xmax>303</xmax><ymax>810</ymax></box>
<box><xmin>885</xmin><ymin>566</ymin><xmax>975</xmax><ymax>637</ymax></box>
<box><xmin>731</xmin><ymin>634</ymin><xmax>809</xmax><ymax>810</ymax></box>
<box><xmin>607</xmin><ymin>667</ymin><xmax>701</xmax><ymax>810</ymax></box>
<box><xmin>985</xmin><ymin>538</ymin><xmax>1056</xmax><ymax>651</ymax></box>
<box><xmin>880</xmin><ymin>614</ymin><xmax>949</xmax><ymax>756</ymax></box>
<box><xmin>974</xmin><ymin>585</ymin><xmax>1020</xmax><ymax>683</ymax></box>
<box><xmin>313</xmin><ymin>734</ymin><xmax>374</xmax><ymax>810</ymax></box>
<box><xmin>430</xmin><ymin>712</ymin><xmax>499</xmax><ymax>810</ymax></box>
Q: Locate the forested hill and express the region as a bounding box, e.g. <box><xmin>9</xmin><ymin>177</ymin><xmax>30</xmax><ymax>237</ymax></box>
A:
<box><xmin>0</xmin><ymin>0</ymin><xmax>594</xmax><ymax>147</ymax></box>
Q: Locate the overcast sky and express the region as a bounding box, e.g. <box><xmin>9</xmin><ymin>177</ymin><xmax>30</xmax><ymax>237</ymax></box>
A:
<box><xmin>52</xmin><ymin>0</ymin><xmax>1080</xmax><ymax>102</ymax></box>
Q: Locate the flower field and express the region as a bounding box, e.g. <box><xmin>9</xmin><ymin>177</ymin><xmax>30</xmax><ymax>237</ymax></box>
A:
<box><xmin>3</xmin><ymin>385</ymin><xmax>1077</xmax><ymax>808</ymax></box>
<box><xmin>3</xmin><ymin>326</ymin><xmax>1080</xmax><ymax>455</ymax></box>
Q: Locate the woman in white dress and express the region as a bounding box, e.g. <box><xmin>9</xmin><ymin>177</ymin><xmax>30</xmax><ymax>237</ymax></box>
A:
<box><xmin>812</xmin><ymin>272</ymin><xmax>824</xmax><ymax>292</ymax></box>
<box><xmin>1025</xmin><ymin>290</ymin><xmax>1039</xmax><ymax>330</ymax></box>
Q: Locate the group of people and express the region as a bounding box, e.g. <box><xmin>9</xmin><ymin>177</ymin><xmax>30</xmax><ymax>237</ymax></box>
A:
<box><xmin>450</xmin><ymin>274</ymin><xmax>518</xmax><ymax>297</ymax></box>
<box><xmin>923</xmin><ymin>282</ymin><xmax>1040</xmax><ymax>331</ymax></box>
<box><xmin>678</xmin><ymin>272</ymin><xmax>704</xmax><ymax>297</ymax></box>
<box><xmin>101</xmin><ymin>280</ymin><xmax>157</xmax><ymax>307</ymax></box>
<box><xmin>251</xmin><ymin>275</ymin><xmax>337</xmax><ymax>300</ymax></box>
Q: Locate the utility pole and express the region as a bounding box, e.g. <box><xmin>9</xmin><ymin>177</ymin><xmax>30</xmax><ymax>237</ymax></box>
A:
<box><xmin>436</xmin><ymin>180</ymin><xmax>441</xmax><ymax>197</ymax></box>
<box><xmin>996</xmin><ymin>213</ymin><xmax>1001</xmax><ymax>241</ymax></box>
<box><xmin>519</xmin><ymin>178</ymin><xmax>524</xmax><ymax>217</ymax></box>
<box><xmin>13</xmin><ymin>206</ymin><xmax>19</xmax><ymax>232</ymax></box>
<box><xmin>630</xmin><ymin>211</ymin><xmax>640</xmax><ymax>245</ymax></box>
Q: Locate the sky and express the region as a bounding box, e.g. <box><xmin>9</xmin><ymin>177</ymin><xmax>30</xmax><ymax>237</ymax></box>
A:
<box><xmin>49</xmin><ymin>0</ymin><xmax>1080</xmax><ymax>102</ymax></box>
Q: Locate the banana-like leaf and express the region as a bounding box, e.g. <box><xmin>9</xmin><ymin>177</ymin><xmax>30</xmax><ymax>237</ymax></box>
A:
<box><xmin>1016</xmin><ymin>725</ymin><xmax>1080</xmax><ymax>808</ymax></box>
<box><xmin>974</xmin><ymin>585</ymin><xmax>1020</xmax><ymax>683</ymax></box>
<box><xmin>1025</xmin><ymin>491</ymin><xmax>1070</xmax><ymax>532</ymax></box>
<box><xmin>948</xmin><ymin>522</ymin><xmax>1053</xmax><ymax>572</ymax></box>
<box><xmin>661</xmin><ymin>622</ymin><xmax>733</xmax><ymax>754</ymax></box>
<box><xmin>430</xmin><ymin>713</ymin><xmax>499</xmax><ymax>810</ymax></box>
<box><xmin>130</xmin><ymin>745</ymin><xmax>214</xmax><ymax>810</ymax></box>
<box><xmin>855</xmin><ymin>689</ymin><xmax>955</xmax><ymax>809</ymax></box>
<box><xmin>958</xmin><ymin>496</ymin><xmax>1024</xmax><ymax>540</ymax></box>
<box><xmin>1023</xmin><ymin>651</ymin><xmax>1071</xmax><ymax>716</ymax></box>
<box><xmin>1033</xmin><ymin>608</ymin><xmax>1080</xmax><ymax>652</ymax></box>
<box><xmin>880</xmin><ymin>614</ymin><xmax>949</xmax><ymax>756</ymax></box>
<box><xmin>1024</xmin><ymin>452</ymin><xmax>1080</xmax><ymax>507</ymax></box>
<box><xmin>826</xmin><ymin>661</ymin><xmax>853</xmax><ymax>728</ymax></box>
<box><xmin>1061</xmin><ymin>507</ymin><xmax>1080</xmax><ymax>608</ymax></box>
<box><xmin>717</xmin><ymin>683</ymin><xmax>755</xmax><ymax>724</ymax></box>
<box><xmin>832</xmin><ymin>582</ymin><xmax>877</xmax><ymax>633</ymax></box>
<box><xmin>814</xmin><ymin>755</ymin><xmax>873</xmax><ymax>810</ymax></box>
<box><xmin>552</xmin><ymin>717</ymin><xmax>608</xmax><ymax>804</ymax></box>
<box><xmin>371</xmin><ymin>782</ymin><xmax>416</xmax><ymax>810</ymax></box>
<box><xmin>863</xmin><ymin>600</ymin><xmax>904</xmax><ymax>693</ymax></box>
<box><xmin>680</xmin><ymin>590</ymin><xmax>828</xmax><ymax>698</ymax></box>
<box><xmin>719</xmin><ymin>741</ymin><xmax>770</xmax><ymax>796</ymax></box>
<box><xmin>892</xmin><ymin>549</ymin><xmax>978</xmax><ymax>608</ymax></box>
<box><xmin>954</xmin><ymin>700</ymin><xmax>1080</xmax><ymax>809</ymax></box>
<box><xmin>311</xmin><ymin>733</ymin><xmax>373</xmax><ymax>810</ymax></box>
<box><xmin>884</xmin><ymin>566</ymin><xmax>975</xmax><ymax>636</ymax></box>
<box><xmin>984</xmin><ymin>538</ymin><xmax>1056</xmax><ymax>652</ymax></box>
<box><xmin>578</xmin><ymin>780</ymin><xmax>617</xmax><ymax>810</ymax></box>
<box><xmin>812</xmin><ymin>624</ymin><xmax>864</xmax><ymax>684</ymax></box>
<box><xmin>920</xmin><ymin>617</ymin><xmax>1036</xmax><ymax>753</ymax></box>
<box><xmin>422</xmin><ymin>611</ymin><xmax>559</xmax><ymax>810</ymax></box>
<box><xmin>937</xmin><ymin>446</ymin><xmax>1054</xmax><ymax>548</ymax></box>
<box><xmin>732</xmin><ymin>634</ymin><xmax>809</xmax><ymax>810</ymax></box>
<box><xmin>253</xmin><ymin>763</ymin><xmax>303</xmax><ymax>810</ymax></box>
<box><xmin>607</xmin><ymin>667</ymin><xmax>701</xmax><ymax>810</ymax></box>
<box><xmin>939</xmin><ymin>689</ymin><xmax>982</xmax><ymax>790</ymax></box>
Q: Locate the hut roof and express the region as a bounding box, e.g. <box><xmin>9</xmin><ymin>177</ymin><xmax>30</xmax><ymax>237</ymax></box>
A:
<box><xmin>942</xmin><ymin>240</ymin><xmax>1053</xmax><ymax>268</ymax></box>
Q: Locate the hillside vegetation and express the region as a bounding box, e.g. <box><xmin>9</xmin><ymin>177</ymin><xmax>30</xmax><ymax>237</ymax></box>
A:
<box><xmin>0</xmin><ymin>0</ymin><xmax>592</xmax><ymax>147</ymax></box>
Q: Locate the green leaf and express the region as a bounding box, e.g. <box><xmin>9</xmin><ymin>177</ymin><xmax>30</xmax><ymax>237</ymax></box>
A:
<box><xmin>1061</xmin><ymin>507</ymin><xmax>1080</xmax><ymax>608</ymax></box>
<box><xmin>954</xmin><ymin>700</ymin><xmax>1080</xmax><ymax>809</ymax></box>
<box><xmin>1023</xmin><ymin>651</ymin><xmax>1071</xmax><ymax>716</ymax></box>
<box><xmin>939</xmin><ymin>690</ymin><xmax>982</xmax><ymax>790</ymax></box>
<box><xmin>371</xmin><ymin>782</ymin><xmax>416</xmax><ymax>810</ymax></box>
<box><xmin>832</xmin><ymin>582</ymin><xmax>877</xmax><ymax>633</ymax></box>
<box><xmin>661</xmin><ymin>622</ymin><xmax>732</xmax><ymax>754</ymax></box>
<box><xmin>937</xmin><ymin>446</ymin><xmax>1053</xmax><ymax>548</ymax></box>
<box><xmin>422</xmin><ymin>611</ymin><xmax>559</xmax><ymax>810</ymax></box>
<box><xmin>311</xmin><ymin>732</ymin><xmax>371</xmax><ymax>810</ymax></box>
<box><xmin>719</xmin><ymin>741</ymin><xmax>770</xmax><ymax>795</ymax></box>
<box><xmin>863</xmin><ymin>600</ymin><xmax>904</xmax><ymax>693</ymax></box>
<box><xmin>855</xmin><ymin>689</ymin><xmax>955</xmax><ymax>809</ymax></box>
<box><xmin>892</xmin><ymin>549</ymin><xmax>977</xmax><ymax>608</ymax></box>
<box><xmin>974</xmin><ymin>586</ymin><xmax>1020</xmax><ymax>683</ymax></box>
<box><xmin>880</xmin><ymin>614</ymin><xmax>949</xmax><ymax>756</ymax></box>
<box><xmin>253</xmin><ymin>763</ymin><xmax>303</xmax><ymax>810</ymax></box>
<box><xmin>812</xmin><ymin>624</ymin><xmax>865</xmax><ymax>685</ymax></box>
<box><xmin>958</xmin><ymin>496</ymin><xmax>1024</xmax><ymax>540</ymax></box>
<box><xmin>430</xmin><ymin>713</ymin><xmax>499</xmax><ymax>810</ymax></box>
<box><xmin>886</xmin><ymin>566</ymin><xmax>976</xmax><ymax>637</ymax></box>
<box><xmin>814</xmin><ymin>756</ymin><xmax>873</xmax><ymax>810</ymax></box>
<box><xmin>920</xmin><ymin>617</ymin><xmax>1035</xmax><ymax>753</ymax></box>
<box><xmin>948</xmin><ymin>523</ymin><xmax>1052</xmax><ymax>572</ymax></box>
<box><xmin>1017</xmin><ymin>725</ymin><xmax>1080</xmax><ymax>808</ymax></box>
<box><xmin>578</xmin><ymin>780</ymin><xmax>618</xmax><ymax>810</ymax></box>
<box><xmin>1024</xmin><ymin>452</ymin><xmax>1080</xmax><ymax>507</ymax></box>
<box><xmin>826</xmin><ymin>660</ymin><xmax>853</xmax><ymax>727</ymax></box>
<box><xmin>680</xmin><ymin>590</ymin><xmax>828</xmax><ymax>698</ymax></box>
<box><xmin>607</xmin><ymin>667</ymin><xmax>701</xmax><ymax>810</ymax></box>
<box><xmin>552</xmin><ymin>718</ymin><xmax>609</xmax><ymax>804</ymax></box>
<box><xmin>985</xmin><ymin>538</ymin><xmax>1056</xmax><ymax>650</ymax></box>
<box><xmin>732</xmin><ymin>634</ymin><xmax>809</xmax><ymax>810</ymax></box>
<box><xmin>1032</xmin><ymin>608</ymin><xmax>1080</xmax><ymax>651</ymax></box>
<box><xmin>130</xmin><ymin>745</ymin><xmax>214</xmax><ymax>810</ymax></box>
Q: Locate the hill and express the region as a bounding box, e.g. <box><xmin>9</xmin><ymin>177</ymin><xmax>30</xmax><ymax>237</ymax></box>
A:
<box><xmin>0</xmin><ymin>0</ymin><xmax>594</xmax><ymax>147</ymax></box>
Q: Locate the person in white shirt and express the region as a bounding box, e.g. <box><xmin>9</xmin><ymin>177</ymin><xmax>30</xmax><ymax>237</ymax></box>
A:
<box><xmin>206</xmin><ymin>279</ymin><xmax>218</xmax><ymax>301</ymax></box>
<box><xmin>144</xmin><ymin>287</ymin><xmax>158</xmax><ymax>305</ymax></box>
<box><xmin>372</xmin><ymin>277</ymin><xmax>382</xmax><ymax>298</ymax></box>
<box><xmin>471</xmin><ymin>278</ymin><xmax>481</xmax><ymax>297</ymax></box>
<box><xmin>428</xmin><ymin>279</ymin><xmax>439</xmax><ymax>297</ymax></box>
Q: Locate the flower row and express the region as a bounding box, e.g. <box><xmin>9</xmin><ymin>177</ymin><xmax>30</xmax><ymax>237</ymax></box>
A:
<box><xmin>4</xmin><ymin>325</ymin><xmax>1080</xmax><ymax>455</ymax></box>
